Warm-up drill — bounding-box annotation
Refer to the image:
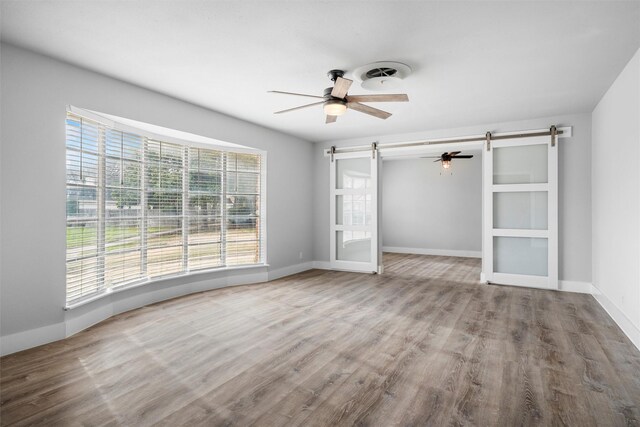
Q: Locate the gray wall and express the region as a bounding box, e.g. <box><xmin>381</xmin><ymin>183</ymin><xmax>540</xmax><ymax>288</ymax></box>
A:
<box><xmin>381</xmin><ymin>154</ymin><xmax>482</xmax><ymax>255</ymax></box>
<box><xmin>0</xmin><ymin>44</ymin><xmax>314</xmax><ymax>344</ymax></box>
<box><xmin>313</xmin><ymin>113</ymin><xmax>593</xmax><ymax>283</ymax></box>
<box><xmin>592</xmin><ymin>47</ymin><xmax>640</xmax><ymax>347</ymax></box>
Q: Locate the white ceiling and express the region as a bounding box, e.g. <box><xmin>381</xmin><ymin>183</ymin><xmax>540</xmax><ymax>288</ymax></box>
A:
<box><xmin>2</xmin><ymin>1</ymin><xmax>639</xmax><ymax>143</ymax></box>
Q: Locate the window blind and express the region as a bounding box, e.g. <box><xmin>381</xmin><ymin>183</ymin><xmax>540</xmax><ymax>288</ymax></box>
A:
<box><xmin>65</xmin><ymin>113</ymin><xmax>265</xmax><ymax>303</ymax></box>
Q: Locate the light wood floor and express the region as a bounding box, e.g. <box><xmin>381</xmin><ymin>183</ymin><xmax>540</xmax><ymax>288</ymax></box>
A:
<box><xmin>1</xmin><ymin>253</ymin><xmax>639</xmax><ymax>426</ymax></box>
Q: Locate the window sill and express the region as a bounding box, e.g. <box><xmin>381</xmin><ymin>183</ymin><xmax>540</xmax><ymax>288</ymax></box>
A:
<box><xmin>64</xmin><ymin>263</ymin><xmax>269</xmax><ymax>310</ymax></box>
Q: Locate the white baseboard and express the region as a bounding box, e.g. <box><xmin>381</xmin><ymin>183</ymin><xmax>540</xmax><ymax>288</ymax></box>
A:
<box><xmin>383</xmin><ymin>246</ymin><xmax>482</xmax><ymax>258</ymax></box>
<box><xmin>558</xmin><ymin>280</ymin><xmax>594</xmax><ymax>294</ymax></box>
<box><xmin>268</xmin><ymin>262</ymin><xmax>313</xmax><ymax>281</ymax></box>
<box><xmin>591</xmin><ymin>284</ymin><xmax>640</xmax><ymax>352</ymax></box>
<box><xmin>0</xmin><ymin>322</ymin><xmax>66</xmax><ymax>357</ymax></box>
<box><xmin>312</xmin><ymin>260</ymin><xmax>332</xmax><ymax>270</ymax></box>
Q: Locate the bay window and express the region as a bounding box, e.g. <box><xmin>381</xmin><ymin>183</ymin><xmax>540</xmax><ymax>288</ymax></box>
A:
<box><xmin>65</xmin><ymin>111</ymin><xmax>265</xmax><ymax>304</ymax></box>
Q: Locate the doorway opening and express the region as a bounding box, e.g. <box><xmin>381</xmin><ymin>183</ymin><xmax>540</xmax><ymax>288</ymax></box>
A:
<box><xmin>381</xmin><ymin>148</ymin><xmax>483</xmax><ymax>278</ymax></box>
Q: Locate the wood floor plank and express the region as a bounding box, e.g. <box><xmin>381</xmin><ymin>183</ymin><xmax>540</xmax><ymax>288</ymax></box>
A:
<box><xmin>2</xmin><ymin>253</ymin><xmax>639</xmax><ymax>426</ymax></box>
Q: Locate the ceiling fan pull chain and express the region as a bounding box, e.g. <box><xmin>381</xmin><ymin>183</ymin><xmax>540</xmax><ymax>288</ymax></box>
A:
<box><xmin>485</xmin><ymin>132</ymin><xmax>492</xmax><ymax>151</ymax></box>
<box><xmin>550</xmin><ymin>125</ymin><xmax>557</xmax><ymax>147</ymax></box>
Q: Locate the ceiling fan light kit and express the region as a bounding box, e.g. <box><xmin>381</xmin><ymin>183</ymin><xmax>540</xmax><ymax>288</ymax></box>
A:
<box><xmin>324</xmin><ymin>99</ymin><xmax>347</xmax><ymax>116</ymax></box>
<box><xmin>269</xmin><ymin>67</ymin><xmax>410</xmax><ymax>124</ymax></box>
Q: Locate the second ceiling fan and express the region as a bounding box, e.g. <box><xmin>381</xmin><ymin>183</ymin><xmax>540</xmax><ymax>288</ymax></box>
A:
<box><xmin>423</xmin><ymin>151</ymin><xmax>474</xmax><ymax>169</ymax></box>
<box><xmin>269</xmin><ymin>69</ymin><xmax>409</xmax><ymax>124</ymax></box>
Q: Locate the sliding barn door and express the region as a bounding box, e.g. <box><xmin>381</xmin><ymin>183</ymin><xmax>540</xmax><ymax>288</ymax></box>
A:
<box><xmin>483</xmin><ymin>135</ymin><xmax>558</xmax><ymax>289</ymax></box>
<box><xmin>330</xmin><ymin>150</ymin><xmax>380</xmax><ymax>273</ymax></box>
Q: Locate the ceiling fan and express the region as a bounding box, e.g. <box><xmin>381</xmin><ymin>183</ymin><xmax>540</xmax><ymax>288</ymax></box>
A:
<box><xmin>422</xmin><ymin>151</ymin><xmax>474</xmax><ymax>169</ymax></box>
<box><xmin>269</xmin><ymin>69</ymin><xmax>409</xmax><ymax>124</ymax></box>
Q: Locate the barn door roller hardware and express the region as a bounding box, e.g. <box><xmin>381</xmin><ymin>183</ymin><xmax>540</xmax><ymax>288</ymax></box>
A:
<box><xmin>371</xmin><ymin>142</ymin><xmax>378</xmax><ymax>159</ymax></box>
<box><xmin>325</xmin><ymin>126</ymin><xmax>566</xmax><ymax>157</ymax></box>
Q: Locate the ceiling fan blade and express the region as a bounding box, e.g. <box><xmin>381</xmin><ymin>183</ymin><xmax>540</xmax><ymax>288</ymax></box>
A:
<box><xmin>347</xmin><ymin>102</ymin><xmax>391</xmax><ymax>120</ymax></box>
<box><xmin>268</xmin><ymin>90</ymin><xmax>325</xmax><ymax>99</ymax></box>
<box><xmin>346</xmin><ymin>94</ymin><xmax>409</xmax><ymax>103</ymax></box>
<box><xmin>274</xmin><ymin>101</ymin><xmax>324</xmax><ymax>114</ymax></box>
<box><xmin>419</xmin><ymin>156</ymin><xmax>441</xmax><ymax>158</ymax></box>
<box><xmin>433</xmin><ymin>159</ymin><xmax>442</xmax><ymax>163</ymax></box>
<box><xmin>448</xmin><ymin>151</ymin><xmax>462</xmax><ymax>156</ymax></box>
<box><xmin>331</xmin><ymin>77</ymin><xmax>353</xmax><ymax>98</ymax></box>
<box><xmin>453</xmin><ymin>155</ymin><xmax>474</xmax><ymax>158</ymax></box>
<box><xmin>326</xmin><ymin>115</ymin><xmax>337</xmax><ymax>124</ymax></box>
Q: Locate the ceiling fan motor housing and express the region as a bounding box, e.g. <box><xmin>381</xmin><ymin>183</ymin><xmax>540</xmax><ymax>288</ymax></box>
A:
<box><xmin>327</xmin><ymin>69</ymin><xmax>345</xmax><ymax>82</ymax></box>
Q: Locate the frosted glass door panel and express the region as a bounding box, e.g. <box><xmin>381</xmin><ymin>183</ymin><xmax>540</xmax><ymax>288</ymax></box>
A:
<box><xmin>493</xmin><ymin>144</ymin><xmax>548</xmax><ymax>184</ymax></box>
<box><xmin>493</xmin><ymin>192</ymin><xmax>548</xmax><ymax>230</ymax></box>
<box><xmin>336</xmin><ymin>158</ymin><xmax>371</xmax><ymax>189</ymax></box>
<box><xmin>336</xmin><ymin>231</ymin><xmax>371</xmax><ymax>262</ymax></box>
<box><xmin>336</xmin><ymin>194</ymin><xmax>372</xmax><ymax>226</ymax></box>
<box><xmin>493</xmin><ymin>237</ymin><xmax>548</xmax><ymax>276</ymax></box>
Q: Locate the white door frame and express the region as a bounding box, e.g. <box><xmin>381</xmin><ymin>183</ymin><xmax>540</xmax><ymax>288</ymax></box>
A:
<box><xmin>330</xmin><ymin>150</ymin><xmax>380</xmax><ymax>273</ymax></box>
